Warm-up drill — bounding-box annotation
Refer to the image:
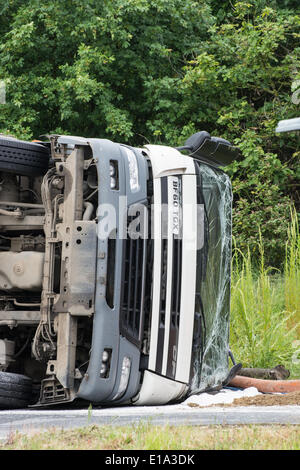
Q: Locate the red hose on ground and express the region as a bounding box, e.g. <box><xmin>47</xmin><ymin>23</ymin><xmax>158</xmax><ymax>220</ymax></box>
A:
<box><xmin>229</xmin><ymin>375</ymin><xmax>300</xmax><ymax>393</ymax></box>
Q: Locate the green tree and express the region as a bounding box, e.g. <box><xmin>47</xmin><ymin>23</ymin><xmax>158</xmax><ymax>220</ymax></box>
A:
<box><xmin>143</xmin><ymin>3</ymin><xmax>300</xmax><ymax>265</ymax></box>
<box><xmin>0</xmin><ymin>0</ymin><xmax>213</xmax><ymax>140</ymax></box>
<box><xmin>0</xmin><ymin>1</ymin><xmax>299</xmax><ymax>266</ymax></box>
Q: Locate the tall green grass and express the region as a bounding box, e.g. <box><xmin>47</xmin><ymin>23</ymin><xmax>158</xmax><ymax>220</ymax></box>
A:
<box><xmin>284</xmin><ymin>207</ymin><xmax>300</xmax><ymax>331</ymax></box>
<box><xmin>230</xmin><ymin>208</ymin><xmax>300</xmax><ymax>376</ymax></box>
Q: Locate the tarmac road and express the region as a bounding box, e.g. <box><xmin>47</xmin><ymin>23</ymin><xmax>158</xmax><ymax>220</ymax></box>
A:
<box><xmin>1</xmin><ymin>403</ymin><xmax>300</xmax><ymax>442</ymax></box>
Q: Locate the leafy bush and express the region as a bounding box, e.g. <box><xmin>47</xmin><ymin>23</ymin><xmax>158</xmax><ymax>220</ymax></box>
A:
<box><xmin>229</xmin><ymin>131</ymin><xmax>293</xmax><ymax>267</ymax></box>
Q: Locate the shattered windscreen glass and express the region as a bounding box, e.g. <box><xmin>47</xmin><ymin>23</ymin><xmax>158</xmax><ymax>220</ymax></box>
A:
<box><xmin>190</xmin><ymin>162</ymin><xmax>232</xmax><ymax>394</ymax></box>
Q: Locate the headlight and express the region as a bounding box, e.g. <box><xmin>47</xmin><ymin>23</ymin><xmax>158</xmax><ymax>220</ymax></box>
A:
<box><xmin>100</xmin><ymin>349</ymin><xmax>112</xmax><ymax>378</ymax></box>
<box><xmin>110</xmin><ymin>177</ymin><xmax>117</xmax><ymax>189</ymax></box>
<box><xmin>102</xmin><ymin>350</ymin><xmax>110</xmax><ymax>362</ymax></box>
<box><xmin>100</xmin><ymin>363</ymin><xmax>107</xmax><ymax>376</ymax></box>
<box><xmin>112</xmin><ymin>356</ymin><xmax>131</xmax><ymax>400</ymax></box>
<box><xmin>124</xmin><ymin>148</ymin><xmax>139</xmax><ymax>192</ymax></box>
<box><xmin>110</xmin><ymin>163</ymin><xmax>116</xmax><ymax>177</ymax></box>
<box><xmin>109</xmin><ymin>161</ymin><xmax>119</xmax><ymax>190</ymax></box>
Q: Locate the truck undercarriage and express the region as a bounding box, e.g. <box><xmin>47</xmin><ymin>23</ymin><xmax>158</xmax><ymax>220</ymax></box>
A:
<box><xmin>0</xmin><ymin>137</ymin><xmax>99</xmax><ymax>406</ymax></box>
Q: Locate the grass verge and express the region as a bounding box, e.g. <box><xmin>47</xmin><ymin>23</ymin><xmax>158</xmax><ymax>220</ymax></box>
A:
<box><xmin>1</xmin><ymin>423</ymin><xmax>300</xmax><ymax>450</ymax></box>
<box><xmin>230</xmin><ymin>208</ymin><xmax>300</xmax><ymax>376</ymax></box>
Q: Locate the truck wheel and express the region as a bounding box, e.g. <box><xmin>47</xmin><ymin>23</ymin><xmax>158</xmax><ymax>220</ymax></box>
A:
<box><xmin>0</xmin><ymin>372</ymin><xmax>33</xmax><ymax>409</ymax></box>
<box><xmin>0</xmin><ymin>136</ymin><xmax>50</xmax><ymax>177</ymax></box>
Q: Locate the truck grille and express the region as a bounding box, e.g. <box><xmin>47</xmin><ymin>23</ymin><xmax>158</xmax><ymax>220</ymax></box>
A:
<box><xmin>171</xmin><ymin>237</ymin><xmax>182</xmax><ymax>328</ymax></box>
<box><xmin>120</xmin><ymin>215</ymin><xmax>147</xmax><ymax>347</ymax></box>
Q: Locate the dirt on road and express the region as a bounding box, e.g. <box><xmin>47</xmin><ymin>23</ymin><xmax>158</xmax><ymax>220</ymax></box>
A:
<box><xmin>229</xmin><ymin>391</ymin><xmax>300</xmax><ymax>407</ymax></box>
<box><xmin>187</xmin><ymin>391</ymin><xmax>300</xmax><ymax>408</ymax></box>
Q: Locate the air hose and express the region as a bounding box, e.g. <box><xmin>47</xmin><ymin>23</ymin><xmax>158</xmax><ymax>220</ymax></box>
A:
<box><xmin>229</xmin><ymin>375</ymin><xmax>300</xmax><ymax>393</ymax></box>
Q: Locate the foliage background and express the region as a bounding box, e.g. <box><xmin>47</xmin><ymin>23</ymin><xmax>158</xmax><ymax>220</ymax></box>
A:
<box><xmin>0</xmin><ymin>0</ymin><xmax>299</xmax><ymax>266</ymax></box>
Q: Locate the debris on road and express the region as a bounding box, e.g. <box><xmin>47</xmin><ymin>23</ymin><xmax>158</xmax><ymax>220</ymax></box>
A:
<box><xmin>226</xmin><ymin>391</ymin><xmax>300</xmax><ymax>408</ymax></box>
<box><xmin>239</xmin><ymin>365</ymin><xmax>290</xmax><ymax>380</ymax></box>
<box><xmin>183</xmin><ymin>387</ymin><xmax>262</xmax><ymax>408</ymax></box>
<box><xmin>184</xmin><ymin>387</ymin><xmax>300</xmax><ymax>408</ymax></box>
<box><xmin>229</xmin><ymin>375</ymin><xmax>300</xmax><ymax>393</ymax></box>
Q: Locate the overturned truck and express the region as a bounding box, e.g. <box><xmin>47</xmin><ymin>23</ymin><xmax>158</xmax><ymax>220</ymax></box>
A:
<box><xmin>0</xmin><ymin>132</ymin><xmax>240</xmax><ymax>408</ymax></box>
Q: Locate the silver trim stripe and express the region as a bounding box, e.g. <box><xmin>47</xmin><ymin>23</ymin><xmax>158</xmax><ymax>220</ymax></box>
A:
<box><xmin>161</xmin><ymin>176</ymin><xmax>178</xmax><ymax>375</ymax></box>
<box><xmin>148</xmin><ymin>177</ymin><xmax>162</xmax><ymax>371</ymax></box>
<box><xmin>175</xmin><ymin>175</ymin><xmax>197</xmax><ymax>383</ymax></box>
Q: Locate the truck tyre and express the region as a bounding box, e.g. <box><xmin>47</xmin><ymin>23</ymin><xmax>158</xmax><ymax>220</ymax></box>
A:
<box><xmin>0</xmin><ymin>372</ymin><xmax>33</xmax><ymax>409</ymax></box>
<box><xmin>0</xmin><ymin>136</ymin><xmax>50</xmax><ymax>176</ymax></box>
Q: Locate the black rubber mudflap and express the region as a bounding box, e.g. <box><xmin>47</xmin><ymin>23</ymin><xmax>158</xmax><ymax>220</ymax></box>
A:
<box><xmin>222</xmin><ymin>363</ymin><xmax>243</xmax><ymax>387</ymax></box>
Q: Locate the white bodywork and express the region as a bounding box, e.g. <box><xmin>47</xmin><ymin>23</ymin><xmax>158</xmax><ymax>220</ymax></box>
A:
<box><xmin>133</xmin><ymin>370</ymin><xmax>188</xmax><ymax>406</ymax></box>
<box><xmin>137</xmin><ymin>145</ymin><xmax>198</xmax><ymax>404</ymax></box>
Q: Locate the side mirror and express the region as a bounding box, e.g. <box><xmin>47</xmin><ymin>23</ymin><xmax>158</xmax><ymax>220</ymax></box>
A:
<box><xmin>177</xmin><ymin>131</ymin><xmax>241</xmax><ymax>167</ymax></box>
